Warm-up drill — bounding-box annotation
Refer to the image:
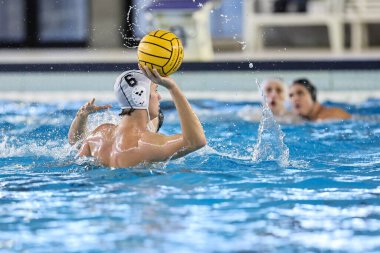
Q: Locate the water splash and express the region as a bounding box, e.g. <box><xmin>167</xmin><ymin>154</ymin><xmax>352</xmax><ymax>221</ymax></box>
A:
<box><xmin>87</xmin><ymin>110</ymin><xmax>119</xmax><ymax>132</ymax></box>
<box><xmin>120</xmin><ymin>5</ymin><xmax>138</xmax><ymax>48</ymax></box>
<box><xmin>120</xmin><ymin>2</ymin><xmax>151</xmax><ymax>48</ymax></box>
<box><xmin>252</xmin><ymin>82</ymin><xmax>290</xmax><ymax>166</ymax></box>
<box><xmin>220</xmin><ymin>14</ymin><xmax>231</xmax><ymax>23</ymax></box>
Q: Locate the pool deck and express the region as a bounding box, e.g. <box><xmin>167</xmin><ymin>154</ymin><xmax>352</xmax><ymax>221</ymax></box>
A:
<box><xmin>1</xmin><ymin>48</ymin><xmax>380</xmax><ymax>63</ymax></box>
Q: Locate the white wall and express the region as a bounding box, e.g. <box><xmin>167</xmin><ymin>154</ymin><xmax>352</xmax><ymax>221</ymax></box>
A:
<box><xmin>90</xmin><ymin>0</ymin><xmax>124</xmax><ymax>48</ymax></box>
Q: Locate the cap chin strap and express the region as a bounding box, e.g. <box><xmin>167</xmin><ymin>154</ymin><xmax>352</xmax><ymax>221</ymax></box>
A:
<box><xmin>146</xmin><ymin>109</ymin><xmax>156</xmax><ymax>133</ymax></box>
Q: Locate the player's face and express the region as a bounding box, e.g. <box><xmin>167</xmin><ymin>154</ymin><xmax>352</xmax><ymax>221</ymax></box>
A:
<box><xmin>148</xmin><ymin>83</ymin><xmax>161</xmax><ymax>119</ymax></box>
<box><xmin>263</xmin><ymin>81</ymin><xmax>286</xmax><ymax>115</ymax></box>
<box><xmin>289</xmin><ymin>84</ymin><xmax>314</xmax><ymax>117</ymax></box>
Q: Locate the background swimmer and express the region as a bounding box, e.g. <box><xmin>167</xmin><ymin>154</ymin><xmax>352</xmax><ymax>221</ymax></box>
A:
<box><xmin>239</xmin><ymin>79</ymin><xmax>301</xmax><ymax>123</ymax></box>
<box><xmin>289</xmin><ymin>78</ymin><xmax>351</xmax><ymax>121</ymax></box>
<box><xmin>263</xmin><ymin>79</ymin><xmax>302</xmax><ymax>123</ymax></box>
<box><xmin>263</xmin><ymin>79</ymin><xmax>287</xmax><ymax>116</ymax></box>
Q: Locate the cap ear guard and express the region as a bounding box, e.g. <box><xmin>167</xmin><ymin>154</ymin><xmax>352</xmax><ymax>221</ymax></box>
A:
<box><xmin>131</xmin><ymin>86</ymin><xmax>147</xmax><ymax>106</ymax></box>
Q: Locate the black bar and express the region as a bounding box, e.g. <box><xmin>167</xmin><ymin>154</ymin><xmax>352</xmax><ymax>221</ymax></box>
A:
<box><xmin>180</xmin><ymin>60</ymin><xmax>380</xmax><ymax>71</ymax></box>
<box><xmin>0</xmin><ymin>60</ymin><xmax>379</xmax><ymax>72</ymax></box>
<box><xmin>25</xmin><ymin>0</ymin><xmax>38</xmax><ymax>47</ymax></box>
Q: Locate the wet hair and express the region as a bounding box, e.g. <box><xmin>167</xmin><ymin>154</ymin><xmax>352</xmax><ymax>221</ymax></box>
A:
<box><xmin>262</xmin><ymin>78</ymin><xmax>286</xmax><ymax>93</ymax></box>
<box><xmin>292</xmin><ymin>78</ymin><xmax>317</xmax><ymax>102</ymax></box>
<box><xmin>119</xmin><ymin>108</ymin><xmax>135</xmax><ymax>116</ymax></box>
<box><xmin>119</xmin><ymin>108</ymin><xmax>164</xmax><ymax>133</ymax></box>
<box><xmin>262</xmin><ymin>78</ymin><xmax>285</xmax><ymax>88</ymax></box>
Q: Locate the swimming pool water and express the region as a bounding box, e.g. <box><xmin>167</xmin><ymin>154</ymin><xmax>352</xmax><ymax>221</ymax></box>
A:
<box><xmin>1</xmin><ymin>99</ymin><xmax>380</xmax><ymax>253</ymax></box>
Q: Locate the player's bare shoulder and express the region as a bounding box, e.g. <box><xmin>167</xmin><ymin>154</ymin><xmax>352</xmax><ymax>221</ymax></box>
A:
<box><xmin>90</xmin><ymin>123</ymin><xmax>117</xmax><ymax>137</ymax></box>
<box><xmin>319</xmin><ymin>107</ymin><xmax>351</xmax><ymax>120</ymax></box>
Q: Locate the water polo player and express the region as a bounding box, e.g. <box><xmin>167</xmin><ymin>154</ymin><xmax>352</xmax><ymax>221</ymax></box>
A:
<box><xmin>289</xmin><ymin>78</ymin><xmax>351</xmax><ymax>121</ymax></box>
<box><xmin>238</xmin><ymin>78</ymin><xmax>301</xmax><ymax>124</ymax></box>
<box><xmin>71</xmin><ymin>67</ymin><xmax>206</xmax><ymax>168</ymax></box>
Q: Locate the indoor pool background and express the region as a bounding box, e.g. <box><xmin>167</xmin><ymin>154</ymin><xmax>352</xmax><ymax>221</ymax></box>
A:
<box><xmin>1</xmin><ymin>98</ymin><xmax>380</xmax><ymax>253</ymax></box>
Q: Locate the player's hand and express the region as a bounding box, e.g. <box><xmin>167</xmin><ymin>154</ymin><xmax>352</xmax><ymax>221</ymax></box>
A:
<box><xmin>77</xmin><ymin>98</ymin><xmax>112</xmax><ymax>117</ymax></box>
<box><xmin>139</xmin><ymin>64</ymin><xmax>176</xmax><ymax>90</ymax></box>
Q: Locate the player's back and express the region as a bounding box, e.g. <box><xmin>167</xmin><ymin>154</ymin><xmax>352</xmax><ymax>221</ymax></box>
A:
<box><xmin>82</xmin><ymin>124</ymin><xmax>116</xmax><ymax>166</ymax></box>
<box><xmin>81</xmin><ymin>123</ymin><xmax>154</xmax><ymax>168</ymax></box>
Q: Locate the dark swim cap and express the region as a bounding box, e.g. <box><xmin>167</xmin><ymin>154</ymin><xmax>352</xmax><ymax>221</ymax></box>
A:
<box><xmin>292</xmin><ymin>78</ymin><xmax>317</xmax><ymax>102</ymax></box>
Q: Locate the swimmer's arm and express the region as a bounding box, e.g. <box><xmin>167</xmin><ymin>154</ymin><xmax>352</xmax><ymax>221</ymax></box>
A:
<box><xmin>68</xmin><ymin>109</ymin><xmax>89</xmax><ymax>145</ymax></box>
<box><xmin>140</xmin><ymin>66</ymin><xmax>206</xmax><ymax>150</ymax></box>
<box><xmin>160</xmin><ymin>134</ymin><xmax>203</xmax><ymax>159</ymax></box>
<box><xmin>141</xmin><ymin>133</ymin><xmax>202</xmax><ymax>161</ymax></box>
<box><xmin>168</xmin><ymin>86</ymin><xmax>207</xmax><ymax>149</ymax></box>
<box><xmin>68</xmin><ymin>98</ymin><xmax>112</xmax><ymax>146</ymax></box>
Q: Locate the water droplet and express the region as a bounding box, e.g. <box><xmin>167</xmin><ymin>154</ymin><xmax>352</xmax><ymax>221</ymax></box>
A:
<box><xmin>237</xmin><ymin>41</ymin><xmax>246</xmax><ymax>50</ymax></box>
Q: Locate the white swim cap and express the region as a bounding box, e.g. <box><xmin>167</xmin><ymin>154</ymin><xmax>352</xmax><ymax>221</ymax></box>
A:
<box><xmin>114</xmin><ymin>70</ymin><xmax>151</xmax><ymax>110</ymax></box>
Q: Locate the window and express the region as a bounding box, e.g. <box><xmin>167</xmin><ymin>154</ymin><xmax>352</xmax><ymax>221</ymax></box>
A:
<box><xmin>0</xmin><ymin>0</ymin><xmax>26</xmax><ymax>45</ymax></box>
<box><xmin>38</xmin><ymin>0</ymin><xmax>89</xmax><ymax>44</ymax></box>
<box><xmin>0</xmin><ymin>0</ymin><xmax>90</xmax><ymax>47</ymax></box>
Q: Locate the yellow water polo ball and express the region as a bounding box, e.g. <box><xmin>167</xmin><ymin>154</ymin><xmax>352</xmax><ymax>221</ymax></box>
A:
<box><xmin>137</xmin><ymin>30</ymin><xmax>184</xmax><ymax>77</ymax></box>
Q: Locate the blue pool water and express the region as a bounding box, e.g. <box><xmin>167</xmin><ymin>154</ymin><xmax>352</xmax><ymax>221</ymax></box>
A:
<box><xmin>1</xmin><ymin>98</ymin><xmax>380</xmax><ymax>253</ymax></box>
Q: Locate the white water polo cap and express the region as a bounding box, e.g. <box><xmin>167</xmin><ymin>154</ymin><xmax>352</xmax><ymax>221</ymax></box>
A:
<box><xmin>114</xmin><ymin>70</ymin><xmax>151</xmax><ymax>110</ymax></box>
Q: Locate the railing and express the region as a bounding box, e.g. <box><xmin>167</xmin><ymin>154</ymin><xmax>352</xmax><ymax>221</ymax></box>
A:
<box><xmin>243</xmin><ymin>0</ymin><xmax>380</xmax><ymax>53</ymax></box>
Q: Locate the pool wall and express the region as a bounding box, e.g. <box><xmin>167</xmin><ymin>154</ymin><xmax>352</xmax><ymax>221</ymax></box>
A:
<box><xmin>0</xmin><ymin>61</ymin><xmax>379</xmax><ymax>103</ymax></box>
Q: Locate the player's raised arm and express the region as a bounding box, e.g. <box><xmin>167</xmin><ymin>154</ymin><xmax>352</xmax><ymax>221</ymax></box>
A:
<box><xmin>68</xmin><ymin>98</ymin><xmax>112</xmax><ymax>145</ymax></box>
<box><xmin>140</xmin><ymin>65</ymin><xmax>206</xmax><ymax>158</ymax></box>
